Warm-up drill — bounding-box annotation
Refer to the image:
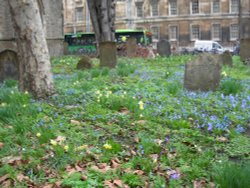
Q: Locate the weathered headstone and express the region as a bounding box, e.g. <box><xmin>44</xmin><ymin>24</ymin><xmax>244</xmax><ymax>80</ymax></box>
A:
<box><xmin>76</xmin><ymin>55</ymin><xmax>92</xmax><ymax>70</ymax></box>
<box><xmin>157</xmin><ymin>39</ymin><xmax>171</xmax><ymax>57</ymax></box>
<box><xmin>0</xmin><ymin>50</ymin><xmax>18</xmax><ymax>82</ymax></box>
<box><xmin>240</xmin><ymin>38</ymin><xmax>250</xmax><ymax>66</ymax></box>
<box><xmin>217</xmin><ymin>51</ymin><xmax>233</xmax><ymax>67</ymax></box>
<box><xmin>99</xmin><ymin>42</ymin><xmax>117</xmax><ymax>68</ymax></box>
<box><xmin>126</xmin><ymin>37</ymin><xmax>137</xmax><ymax>57</ymax></box>
<box><xmin>184</xmin><ymin>53</ymin><xmax>221</xmax><ymax>91</ymax></box>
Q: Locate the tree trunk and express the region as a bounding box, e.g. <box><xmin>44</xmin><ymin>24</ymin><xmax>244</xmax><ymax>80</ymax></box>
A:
<box><xmin>87</xmin><ymin>0</ymin><xmax>117</xmax><ymax>67</ymax></box>
<box><xmin>87</xmin><ymin>0</ymin><xmax>116</xmax><ymax>43</ymax></box>
<box><xmin>8</xmin><ymin>0</ymin><xmax>54</xmax><ymax>98</ymax></box>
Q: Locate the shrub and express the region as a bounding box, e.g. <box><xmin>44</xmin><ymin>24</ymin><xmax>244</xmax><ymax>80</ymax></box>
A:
<box><xmin>212</xmin><ymin>161</ymin><xmax>250</xmax><ymax>188</ymax></box>
<box><xmin>219</xmin><ymin>78</ymin><xmax>243</xmax><ymax>95</ymax></box>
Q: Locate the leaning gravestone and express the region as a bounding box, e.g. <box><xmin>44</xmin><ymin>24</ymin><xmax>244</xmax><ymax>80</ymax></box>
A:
<box><xmin>99</xmin><ymin>42</ymin><xmax>117</xmax><ymax>68</ymax></box>
<box><xmin>76</xmin><ymin>55</ymin><xmax>92</xmax><ymax>70</ymax></box>
<box><xmin>184</xmin><ymin>53</ymin><xmax>221</xmax><ymax>91</ymax></box>
<box><xmin>126</xmin><ymin>37</ymin><xmax>137</xmax><ymax>57</ymax></box>
<box><xmin>240</xmin><ymin>38</ymin><xmax>250</xmax><ymax>66</ymax></box>
<box><xmin>218</xmin><ymin>50</ymin><xmax>233</xmax><ymax>67</ymax></box>
<box><xmin>0</xmin><ymin>50</ymin><xmax>18</xmax><ymax>82</ymax></box>
<box><xmin>157</xmin><ymin>39</ymin><xmax>171</xmax><ymax>57</ymax></box>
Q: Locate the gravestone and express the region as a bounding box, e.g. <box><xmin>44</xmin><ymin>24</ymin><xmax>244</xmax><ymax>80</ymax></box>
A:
<box><xmin>126</xmin><ymin>37</ymin><xmax>137</xmax><ymax>57</ymax></box>
<box><xmin>99</xmin><ymin>42</ymin><xmax>117</xmax><ymax>68</ymax></box>
<box><xmin>76</xmin><ymin>55</ymin><xmax>92</xmax><ymax>70</ymax></box>
<box><xmin>219</xmin><ymin>51</ymin><xmax>233</xmax><ymax>67</ymax></box>
<box><xmin>184</xmin><ymin>53</ymin><xmax>221</xmax><ymax>91</ymax></box>
<box><xmin>0</xmin><ymin>50</ymin><xmax>18</xmax><ymax>82</ymax></box>
<box><xmin>157</xmin><ymin>39</ymin><xmax>171</xmax><ymax>57</ymax></box>
<box><xmin>240</xmin><ymin>38</ymin><xmax>250</xmax><ymax>66</ymax></box>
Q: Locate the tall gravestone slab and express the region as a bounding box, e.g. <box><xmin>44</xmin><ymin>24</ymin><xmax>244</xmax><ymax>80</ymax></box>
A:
<box><xmin>157</xmin><ymin>39</ymin><xmax>171</xmax><ymax>57</ymax></box>
<box><xmin>99</xmin><ymin>42</ymin><xmax>117</xmax><ymax>68</ymax></box>
<box><xmin>214</xmin><ymin>51</ymin><xmax>233</xmax><ymax>67</ymax></box>
<box><xmin>0</xmin><ymin>50</ymin><xmax>18</xmax><ymax>82</ymax></box>
<box><xmin>240</xmin><ymin>38</ymin><xmax>250</xmax><ymax>66</ymax></box>
<box><xmin>184</xmin><ymin>53</ymin><xmax>221</xmax><ymax>91</ymax></box>
<box><xmin>126</xmin><ymin>37</ymin><xmax>137</xmax><ymax>57</ymax></box>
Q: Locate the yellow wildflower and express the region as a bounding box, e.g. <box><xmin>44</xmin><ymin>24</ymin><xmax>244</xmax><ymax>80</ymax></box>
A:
<box><xmin>50</xmin><ymin>139</ymin><xmax>57</xmax><ymax>146</ymax></box>
<box><xmin>1</xmin><ymin>103</ymin><xmax>7</xmax><ymax>107</ymax></box>
<box><xmin>103</xmin><ymin>143</ymin><xmax>112</xmax><ymax>150</ymax></box>
<box><xmin>76</xmin><ymin>144</ymin><xmax>88</xmax><ymax>151</ymax></box>
<box><xmin>221</xmin><ymin>71</ymin><xmax>227</xmax><ymax>77</ymax></box>
<box><xmin>36</xmin><ymin>133</ymin><xmax>41</xmax><ymax>137</ymax></box>
<box><xmin>138</xmin><ymin>101</ymin><xmax>144</xmax><ymax>110</ymax></box>
<box><xmin>24</xmin><ymin>91</ymin><xmax>29</xmax><ymax>95</ymax></box>
<box><xmin>64</xmin><ymin>145</ymin><xmax>69</xmax><ymax>152</ymax></box>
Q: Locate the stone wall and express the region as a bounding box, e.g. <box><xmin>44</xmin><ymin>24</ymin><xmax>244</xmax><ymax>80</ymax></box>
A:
<box><xmin>0</xmin><ymin>0</ymin><xmax>64</xmax><ymax>57</ymax></box>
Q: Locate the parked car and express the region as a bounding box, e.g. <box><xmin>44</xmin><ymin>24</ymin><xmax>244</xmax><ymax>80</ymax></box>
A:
<box><xmin>194</xmin><ymin>40</ymin><xmax>226</xmax><ymax>54</ymax></box>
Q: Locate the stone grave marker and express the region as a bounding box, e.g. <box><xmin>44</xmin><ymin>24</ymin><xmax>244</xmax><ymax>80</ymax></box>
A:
<box><xmin>0</xmin><ymin>50</ymin><xmax>18</xmax><ymax>82</ymax></box>
<box><xmin>157</xmin><ymin>39</ymin><xmax>171</xmax><ymax>57</ymax></box>
<box><xmin>240</xmin><ymin>38</ymin><xmax>250</xmax><ymax>66</ymax></box>
<box><xmin>99</xmin><ymin>42</ymin><xmax>117</xmax><ymax>68</ymax></box>
<box><xmin>184</xmin><ymin>53</ymin><xmax>221</xmax><ymax>91</ymax></box>
<box><xmin>76</xmin><ymin>55</ymin><xmax>92</xmax><ymax>70</ymax></box>
<box><xmin>215</xmin><ymin>50</ymin><xmax>233</xmax><ymax>67</ymax></box>
<box><xmin>126</xmin><ymin>37</ymin><xmax>137</xmax><ymax>57</ymax></box>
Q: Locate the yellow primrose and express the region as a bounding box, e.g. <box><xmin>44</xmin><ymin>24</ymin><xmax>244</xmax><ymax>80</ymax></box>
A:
<box><xmin>103</xmin><ymin>143</ymin><xmax>112</xmax><ymax>150</ymax></box>
<box><xmin>139</xmin><ymin>114</ymin><xmax>143</xmax><ymax>118</ymax></box>
<box><xmin>23</xmin><ymin>104</ymin><xmax>27</xmax><ymax>108</ymax></box>
<box><xmin>138</xmin><ymin>101</ymin><xmax>144</xmax><ymax>110</ymax></box>
<box><xmin>50</xmin><ymin>139</ymin><xmax>57</xmax><ymax>146</ymax></box>
<box><xmin>36</xmin><ymin>133</ymin><xmax>41</xmax><ymax>137</ymax></box>
<box><xmin>64</xmin><ymin>145</ymin><xmax>69</xmax><ymax>152</ymax></box>
<box><xmin>76</xmin><ymin>144</ymin><xmax>88</xmax><ymax>151</ymax></box>
<box><xmin>1</xmin><ymin>103</ymin><xmax>7</xmax><ymax>107</ymax></box>
<box><xmin>95</xmin><ymin>90</ymin><xmax>101</xmax><ymax>95</ymax></box>
<box><xmin>24</xmin><ymin>91</ymin><xmax>29</xmax><ymax>95</ymax></box>
<box><xmin>221</xmin><ymin>71</ymin><xmax>227</xmax><ymax>77</ymax></box>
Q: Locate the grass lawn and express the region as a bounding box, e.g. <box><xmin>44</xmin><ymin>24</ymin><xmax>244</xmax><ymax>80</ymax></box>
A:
<box><xmin>0</xmin><ymin>55</ymin><xmax>249</xmax><ymax>187</ymax></box>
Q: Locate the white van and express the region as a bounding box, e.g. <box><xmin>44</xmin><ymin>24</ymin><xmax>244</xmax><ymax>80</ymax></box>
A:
<box><xmin>194</xmin><ymin>40</ymin><xmax>226</xmax><ymax>54</ymax></box>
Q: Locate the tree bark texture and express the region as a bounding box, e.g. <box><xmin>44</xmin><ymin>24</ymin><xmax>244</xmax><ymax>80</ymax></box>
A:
<box><xmin>8</xmin><ymin>0</ymin><xmax>54</xmax><ymax>98</ymax></box>
<box><xmin>87</xmin><ymin>0</ymin><xmax>116</xmax><ymax>43</ymax></box>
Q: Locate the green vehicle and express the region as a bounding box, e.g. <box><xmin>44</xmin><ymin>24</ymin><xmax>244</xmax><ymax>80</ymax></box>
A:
<box><xmin>64</xmin><ymin>29</ymin><xmax>152</xmax><ymax>55</ymax></box>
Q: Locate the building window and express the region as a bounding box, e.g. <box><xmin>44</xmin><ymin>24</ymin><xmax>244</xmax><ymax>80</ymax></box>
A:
<box><xmin>151</xmin><ymin>1</ymin><xmax>159</xmax><ymax>16</ymax></box>
<box><xmin>151</xmin><ymin>26</ymin><xmax>160</xmax><ymax>40</ymax></box>
<box><xmin>230</xmin><ymin>0</ymin><xmax>239</xmax><ymax>13</ymax></box>
<box><xmin>169</xmin><ymin>0</ymin><xmax>177</xmax><ymax>15</ymax></box>
<box><xmin>212</xmin><ymin>24</ymin><xmax>221</xmax><ymax>40</ymax></box>
<box><xmin>191</xmin><ymin>25</ymin><xmax>200</xmax><ymax>40</ymax></box>
<box><xmin>212</xmin><ymin>0</ymin><xmax>220</xmax><ymax>13</ymax></box>
<box><xmin>230</xmin><ymin>24</ymin><xmax>238</xmax><ymax>40</ymax></box>
<box><xmin>136</xmin><ymin>3</ymin><xmax>143</xmax><ymax>17</ymax></box>
<box><xmin>169</xmin><ymin>26</ymin><xmax>178</xmax><ymax>41</ymax></box>
<box><xmin>75</xmin><ymin>7</ymin><xmax>84</xmax><ymax>22</ymax></box>
<box><xmin>191</xmin><ymin>0</ymin><xmax>199</xmax><ymax>14</ymax></box>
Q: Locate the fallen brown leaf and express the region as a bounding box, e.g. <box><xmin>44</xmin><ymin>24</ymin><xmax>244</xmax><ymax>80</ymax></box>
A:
<box><xmin>216</xmin><ymin>137</ymin><xmax>228</xmax><ymax>143</ymax></box>
<box><xmin>193</xmin><ymin>179</ymin><xmax>207</xmax><ymax>188</ymax></box>
<box><xmin>81</xmin><ymin>175</ymin><xmax>88</xmax><ymax>181</ymax></box>
<box><xmin>0</xmin><ymin>174</ymin><xmax>9</xmax><ymax>183</ymax></box>
<box><xmin>0</xmin><ymin>142</ymin><xmax>4</xmax><ymax>149</ymax></box>
<box><xmin>133</xmin><ymin>170</ymin><xmax>144</xmax><ymax>175</ymax></box>
<box><xmin>42</xmin><ymin>184</ymin><xmax>54</xmax><ymax>188</ymax></box>
<box><xmin>70</xmin><ymin>119</ymin><xmax>81</xmax><ymax>125</ymax></box>
<box><xmin>16</xmin><ymin>173</ymin><xmax>30</xmax><ymax>182</ymax></box>
<box><xmin>104</xmin><ymin>180</ymin><xmax>116</xmax><ymax>188</ymax></box>
<box><xmin>1</xmin><ymin>156</ymin><xmax>22</xmax><ymax>165</ymax></box>
<box><xmin>111</xmin><ymin>159</ymin><xmax>121</xmax><ymax>169</ymax></box>
<box><xmin>1</xmin><ymin>179</ymin><xmax>11</xmax><ymax>188</ymax></box>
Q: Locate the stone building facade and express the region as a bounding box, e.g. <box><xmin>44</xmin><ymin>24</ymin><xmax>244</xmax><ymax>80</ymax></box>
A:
<box><xmin>0</xmin><ymin>0</ymin><xmax>64</xmax><ymax>57</ymax></box>
<box><xmin>64</xmin><ymin>0</ymin><xmax>250</xmax><ymax>48</ymax></box>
